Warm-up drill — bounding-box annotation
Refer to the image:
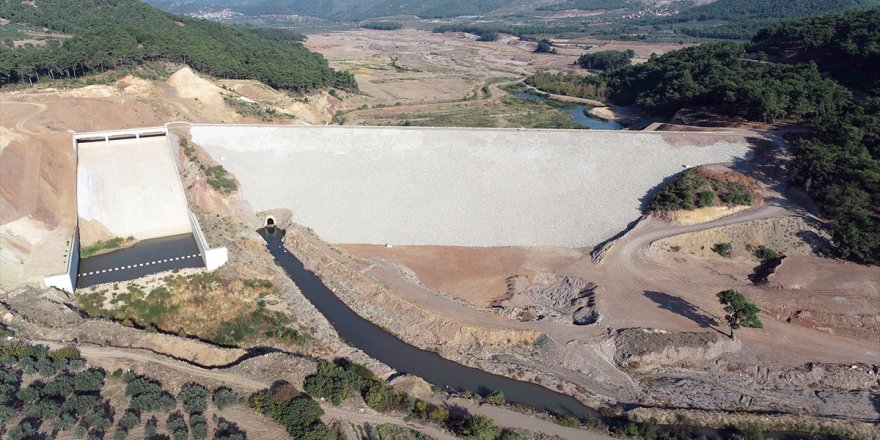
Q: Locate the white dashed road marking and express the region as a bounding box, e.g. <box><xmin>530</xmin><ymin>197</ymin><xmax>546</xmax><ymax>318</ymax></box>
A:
<box><xmin>78</xmin><ymin>253</ymin><xmax>204</xmax><ymax>278</ymax></box>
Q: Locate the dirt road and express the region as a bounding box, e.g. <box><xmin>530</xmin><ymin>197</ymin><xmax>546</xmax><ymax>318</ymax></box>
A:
<box><xmin>68</xmin><ymin>342</ymin><xmax>614</xmax><ymax>439</ymax></box>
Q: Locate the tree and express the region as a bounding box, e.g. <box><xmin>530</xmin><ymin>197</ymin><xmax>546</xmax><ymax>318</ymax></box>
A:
<box><xmin>534</xmin><ymin>39</ymin><xmax>557</xmax><ymax>54</ymax></box>
<box><xmin>212</xmin><ymin>387</ymin><xmax>240</xmax><ymax>410</ymax></box>
<box><xmin>457</xmin><ymin>415</ymin><xmax>501</xmax><ymax>440</ymax></box>
<box><xmin>716</xmin><ymin>289</ymin><xmax>763</xmax><ymax>337</ymax></box>
<box><xmin>179</xmin><ymin>383</ymin><xmax>209</xmax><ymax>414</ymax></box>
<box><xmin>577</xmin><ymin>49</ymin><xmax>634</xmax><ymax>70</ymax></box>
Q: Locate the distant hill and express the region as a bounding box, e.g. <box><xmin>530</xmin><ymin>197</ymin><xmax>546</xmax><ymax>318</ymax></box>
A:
<box><xmin>145</xmin><ymin>0</ymin><xmax>880</xmax><ymax>37</ymax></box>
<box><xmin>0</xmin><ymin>0</ymin><xmax>354</xmax><ymax>91</ymax></box>
<box><xmin>654</xmin><ymin>0</ymin><xmax>880</xmax><ymax>39</ymax></box>
<box><xmin>146</xmin><ymin>0</ymin><xmax>515</xmax><ymax>20</ymax></box>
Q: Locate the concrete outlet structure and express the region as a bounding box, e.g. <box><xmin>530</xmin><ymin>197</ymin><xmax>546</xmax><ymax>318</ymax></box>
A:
<box><xmin>43</xmin><ymin>127</ymin><xmax>228</xmax><ymax>292</ymax></box>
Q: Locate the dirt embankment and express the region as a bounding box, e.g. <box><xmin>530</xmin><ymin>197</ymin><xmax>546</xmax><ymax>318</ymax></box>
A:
<box><xmin>285</xmin><ymin>226</ymin><xmax>541</xmax><ymax>354</ymax></box>
<box><xmin>609</xmin><ymin>328</ymin><xmax>740</xmax><ymax>371</ymax></box>
<box><xmin>653</xmin><ymin>165</ymin><xmax>766</xmax><ymax>225</ymax></box>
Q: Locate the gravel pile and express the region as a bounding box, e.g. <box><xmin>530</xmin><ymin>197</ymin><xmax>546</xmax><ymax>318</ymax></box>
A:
<box><xmin>191</xmin><ymin>125</ymin><xmax>752</xmax><ymax>247</ymax></box>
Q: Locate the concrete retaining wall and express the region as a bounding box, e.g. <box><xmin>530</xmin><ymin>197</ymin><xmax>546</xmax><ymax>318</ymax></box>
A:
<box><xmin>43</xmin><ymin>229</ymin><xmax>79</xmax><ymax>293</ymax></box>
<box><xmin>188</xmin><ymin>211</ymin><xmax>228</xmax><ymax>271</ymax></box>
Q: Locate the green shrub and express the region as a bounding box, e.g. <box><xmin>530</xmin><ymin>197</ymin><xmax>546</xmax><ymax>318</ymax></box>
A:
<box><xmin>484</xmin><ymin>390</ymin><xmax>505</xmax><ymax>405</ymax></box>
<box><xmin>118</xmin><ymin>410</ymin><xmax>140</xmax><ymax>431</ymax></box>
<box><xmin>697</xmin><ymin>191</ymin><xmax>716</xmax><ymax>207</ymax></box>
<box><xmin>166</xmin><ymin>411</ymin><xmax>188</xmax><ymax>440</ymax></box>
<box><xmin>456</xmin><ymin>415</ymin><xmax>500</xmax><ymax>440</ymax></box>
<box><xmin>124</xmin><ymin>374</ymin><xmax>176</xmax><ymax>413</ymax></box>
<box><xmin>556</xmin><ymin>415</ymin><xmax>581</xmax><ymax>427</ymax></box>
<box><xmin>753</xmin><ymin>246</ymin><xmax>778</xmax><ymax>260</ymax></box>
<box><xmin>648</xmin><ymin>170</ymin><xmax>752</xmax><ymax>212</ymax></box>
<box><xmin>303</xmin><ymin>363</ymin><xmax>358</xmax><ymax>405</ymax></box>
<box><xmin>81</xmin><ymin>236</ymin><xmax>135</xmax><ymax>258</ymax></box>
<box><xmin>212</xmin><ymin>387</ymin><xmax>240</xmax><ymax>410</ymax></box>
<box><xmin>145</xmin><ymin>416</ymin><xmax>158</xmax><ymax>437</ymax></box>
<box><xmin>249</xmin><ymin>389</ymin><xmax>329</xmax><ymax>439</ymax></box>
<box><xmin>499</xmin><ymin>430</ymin><xmax>527</xmax><ymax>440</ymax></box>
<box><xmin>7</xmin><ymin>422</ymin><xmax>35</xmax><ymax>440</ymax></box>
<box><xmin>179</xmin><ymin>383</ymin><xmax>209</xmax><ymax>414</ymax></box>
<box><xmin>190</xmin><ymin>413</ymin><xmax>209</xmax><ymax>440</ymax></box>
<box><xmin>215</xmin><ymin>417</ymin><xmax>248</xmax><ymax>440</ymax></box>
<box><xmin>712</xmin><ymin>242</ymin><xmax>733</xmax><ymax>258</ymax></box>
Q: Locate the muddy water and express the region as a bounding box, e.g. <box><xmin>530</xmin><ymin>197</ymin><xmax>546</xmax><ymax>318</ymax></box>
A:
<box><xmin>259</xmin><ymin>227</ymin><xmax>846</xmax><ymax>440</ymax></box>
<box><xmin>514</xmin><ymin>91</ymin><xmax>623</xmax><ymax>130</ymax></box>
<box><xmin>259</xmin><ymin>227</ymin><xmax>600</xmax><ymax>418</ymax></box>
<box><xmin>77</xmin><ymin>233</ymin><xmax>201</xmax><ymax>288</ymax></box>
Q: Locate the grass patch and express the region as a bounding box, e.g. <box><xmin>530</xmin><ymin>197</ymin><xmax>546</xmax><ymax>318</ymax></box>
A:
<box><xmin>223</xmin><ymin>96</ymin><xmax>294</xmax><ymax>121</ymax></box>
<box><xmin>80</xmin><ymin>236</ymin><xmax>135</xmax><ymax>258</ymax></box>
<box><xmin>180</xmin><ymin>139</ymin><xmax>239</xmax><ymax>195</ymax></box>
<box><xmin>204</xmin><ymin>165</ymin><xmax>238</xmax><ymax>195</ymax></box>
<box><xmin>384</xmin><ymin>91</ymin><xmax>580</xmax><ymax>129</ymax></box>
<box><xmin>76</xmin><ymin>273</ymin><xmax>310</xmax><ymax>347</ymax></box>
<box><xmin>648</xmin><ymin>169</ymin><xmax>752</xmax><ymax>212</ymax></box>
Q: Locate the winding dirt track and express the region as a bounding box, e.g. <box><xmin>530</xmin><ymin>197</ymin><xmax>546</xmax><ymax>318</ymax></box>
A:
<box><xmin>3</xmin><ymin>101</ymin><xmax>49</xmax><ymax>136</ymax></box>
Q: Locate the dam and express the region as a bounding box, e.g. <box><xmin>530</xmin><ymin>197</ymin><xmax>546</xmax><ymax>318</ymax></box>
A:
<box><xmin>192</xmin><ymin>125</ymin><xmax>754</xmax><ymax>248</ymax></box>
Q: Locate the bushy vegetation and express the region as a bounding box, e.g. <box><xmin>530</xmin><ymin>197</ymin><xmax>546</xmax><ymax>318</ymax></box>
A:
<box><xmin>651</xmin><ymin>0</ymin><xmax>879</xmax><ymax>40</ymax></box>
<box><xmin>80</xmin><ymin>236</ymin><xmax>136</xmax><ymax>258</ymax></box>
<box><xmin>712</xmin><ymin>243</ymin><xmax>733</xmax><ymax>258</ymax></box>
<box><xmin>605</xmin><ymin>42</ymin><xmax>850</xmax><ymax>121</ymax></box>
<box><xmin>753</xmin><ymin>245</ymin><xmax>779</xmax><ymax>260</ymax></box>
<box><xmin>76</xmin><ymin>272</ymin><xmax>310</xmax><ymax>347</ymax></box>
<box><xmin>0</xmin><ymin>342</ymin><xmax>113</xmax><ymax>437</ymax></box>
<box><xmin>758</xmin><ymin>9</ymin><xmax>879</xmax><ymax>263</ymax></box>
<box><xmin>534</xmin><ymin>39</ymin><xmax>557</xmax><ymax>54</ymax></box>
<box><xmin>361</xmin><ymin>21</ymin><xmax>403</xmax><ymax>30</ymax></box>
<box><xmin>577</xmin><ymin>49</ymin><xmax>634</xmax><ymax>71</ymax></box>
<box><xmin>0</xmin><ymin>0</ymin><xmax>356</xmax><ymax>91</ymax></box>
<box><xmin>525</xmin><ymin>71</ymin><xmax>610</xmax><ymax>99</ymax></box>
<box><xmin>180</xmin><ymin>138</ymin><xmax>240</xmax><ymax>195</ymax></box>
<box><xmin>610</xmin><ymin>9</ymin><xmax>880</xmax><ymax>263</ymax></box>
<box><xmin>212</xmin><ymin>387</ymin><xmax>241</xmax><ymax>410</ymax></box>
<box><xmin>752</xmin><ymin>8</ymin><xmax>880</xmax><ymax>90</ymax></box>
<box><xmin>249</xmin><ymin>384</ymin><xmax>334</xmax><ymax>439</ymax></box>
<box><xmin>204</xmin><ymin>164</ymin><xmax>239</xmax><ymax>195</ymax></box>
<box><xmin>647</xmin><ymin>170</ymin><xmax>752</xmax><ymax>212</ymax></box>
<box><xmin>303</xmin><ymin>359</ymin><xmax>501</xmax><ymax>439</ymax></box>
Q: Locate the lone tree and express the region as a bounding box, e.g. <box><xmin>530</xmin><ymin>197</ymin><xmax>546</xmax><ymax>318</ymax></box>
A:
<box><xmin>716</xmin><ymin>289</ymin><xmax>762</xmax><ymax>337</ymax></box>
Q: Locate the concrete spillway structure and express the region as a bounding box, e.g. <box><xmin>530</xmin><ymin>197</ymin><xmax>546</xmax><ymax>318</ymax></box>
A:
<box><xmin>43</xmin><ymin>128</ymin><xmax>227</xmax><ymax>292</ymax></box>
<box><xmin>192</xmin><ymin>125</ymin><xmax>754</xmax><ymax>248</ymax></box>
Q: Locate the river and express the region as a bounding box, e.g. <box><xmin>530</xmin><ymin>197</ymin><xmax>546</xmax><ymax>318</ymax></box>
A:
<box><xmin>514</xmin><ymin>91</ymin><xmax>623</xmax><ymax>130</ymax></box>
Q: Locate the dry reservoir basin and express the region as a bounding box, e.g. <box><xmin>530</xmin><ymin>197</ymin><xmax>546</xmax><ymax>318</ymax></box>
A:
<box><xmin>192</xmin><ymin>125</ymin><xmax>754</xmax><ymax>247</ymax></box>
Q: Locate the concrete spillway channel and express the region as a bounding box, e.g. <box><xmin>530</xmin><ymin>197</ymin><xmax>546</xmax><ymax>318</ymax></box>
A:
<box><xmin>44</xmin><ymin>128</ymin><xmax>227</xmax><ymax>293</ymax></box>
<box><xmin>76</xmin><ymin>233</ymin><xmax>201</xmax><ymax>288</ymax></box>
